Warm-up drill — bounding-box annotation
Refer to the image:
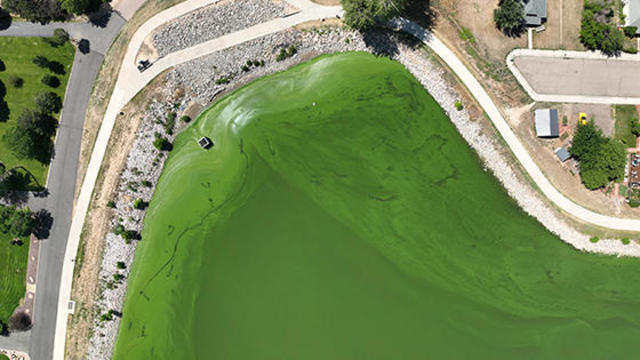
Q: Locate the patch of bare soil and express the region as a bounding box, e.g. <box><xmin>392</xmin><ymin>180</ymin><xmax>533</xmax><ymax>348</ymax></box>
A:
<box><xmin>136</xmin><ymin>36</ymin><xmax>159</xmax><ymax>63</ymax></box>
<box><xmin>534</xmin><ymin>0</ymin><xmax>584</xmax><ymax>51</ymax></box>
<box><xmin>294</xmin><ymin>18</ymin><xmax>342</xmax><ymax>30</ymax></box>
<box><xmin>432</xmin><ymin>0</ymin><xmax>530</xmax><ymax>109</ymax></box>
<box><xmin>66</xmin><ymin>1</ymin><xmax>186</xmax><ymax>358</ymax></box>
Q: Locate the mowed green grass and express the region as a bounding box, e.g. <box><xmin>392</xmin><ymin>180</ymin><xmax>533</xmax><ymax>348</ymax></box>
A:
<box><xmin>0</xmin><ymin>231</ymin><xmax>29</xmax><ymax>323</ymax></box>
<box><xmin>0</xmin><ymin>37</ymin><xmax>74</xmax><ymax>189</ymax></box>
<box><xmin>614</xmin><ymin>104</ymin><xmax>638</xmax><ymax>148</ymax></box>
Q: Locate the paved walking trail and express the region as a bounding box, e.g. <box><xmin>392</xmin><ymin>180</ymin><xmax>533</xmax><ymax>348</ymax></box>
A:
<box><xmin>52</xmin><ymin>0</ymin><xmax>341</xmax><ymax>359</ymax></box>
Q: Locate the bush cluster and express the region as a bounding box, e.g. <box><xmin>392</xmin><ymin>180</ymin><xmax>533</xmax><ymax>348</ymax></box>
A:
<box><xmin>570</xmin><ymin>121</ymin><xmax>626</xmax><ymax>189</ymax></box>
<box><xmin>276</xmin><ymin>45</ymin><xmax>297</xmax><ymax>62</ymax></box>
<box><xmin>580</xmin><ymin>1</ymin><xmax>624</xmax><ymax>56</ymax></box>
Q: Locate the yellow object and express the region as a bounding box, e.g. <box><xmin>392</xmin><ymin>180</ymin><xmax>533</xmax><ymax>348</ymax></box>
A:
<box><xmin>578</xmin><ymin>112</ymin><xmax>588</xmax><ymax>125</ymax></box>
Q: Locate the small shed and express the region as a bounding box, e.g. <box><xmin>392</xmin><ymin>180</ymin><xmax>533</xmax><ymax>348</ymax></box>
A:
<box><xmin>555</xmin><ymin>147</ymin><xmax>571</xmax><ymax>162</ymax></box>
<box><xmin>534</xmin><ymin>109</ymin><xmax>559</xmax><ymax>138</ymax></box>
<box><xmin>198</xmin><ymin>136</ymin><xmax>213</xmax><ymax>149</ymax></box>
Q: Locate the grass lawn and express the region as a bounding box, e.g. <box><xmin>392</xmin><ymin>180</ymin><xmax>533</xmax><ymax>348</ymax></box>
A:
<box><xmin>614</xmin><ymin>105</ymin><xmax>638</xmax><ymax>148</ymax></box>
<box><xmin>0</xmin><ymin>37</ymin><xmax>75</xmax><ymax>190</ymax></box>
<box><xmin>0</xmin><ymin>355</ymin><xmax>8</xmax><ymax>360</ymax></box>
<box><xmin>0</xmin><ymin>231</ymin><xmax>29</xmax><ymax>323</ymax></box>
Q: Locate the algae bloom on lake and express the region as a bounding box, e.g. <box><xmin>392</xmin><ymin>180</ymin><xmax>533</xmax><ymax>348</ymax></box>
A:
<box><xmin>114</xmin><ymin>52</ymin><xmax>640</xmax><ymax>359</ymax></box>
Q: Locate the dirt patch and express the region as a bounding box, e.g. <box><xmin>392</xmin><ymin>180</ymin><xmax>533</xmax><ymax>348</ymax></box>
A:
<box><xmin>432</xmin><ymin>1</ymin><xmax>530</xmax><ymax>110</ymax></box>
<box><xmin>533</xmin><ymin>0</ymin><xmax>584</xmax><ymax>50</ymax></box>
<box><xmin>66</xmin><ymin>1</ymin><xmax>186</xmax><ymax>358</ymax></box>
<box><xmin>136</xmin><ymin>36</ymin><xmax>159</xmax><ymax>63</ymax></box>
<box><xmin>294</xmin><ymin>18</ymin><xmax>343</xmax><ymax>30</ymax></box>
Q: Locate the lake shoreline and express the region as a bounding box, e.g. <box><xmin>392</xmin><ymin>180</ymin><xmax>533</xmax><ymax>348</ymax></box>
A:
<box><xmin>86</xmin><ymin>25</ymin><xmax>640</xmax><ymax>360</ymax></box>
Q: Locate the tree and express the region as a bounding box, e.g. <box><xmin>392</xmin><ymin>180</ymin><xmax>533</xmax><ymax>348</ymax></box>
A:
<box><xmin>41</xmin><ymin>75</ymin><xmax>60</xmax><ymax>88</ymax></box>
<box><xmin>570</xmin><ymin>122</ymin><xmax>627</xmax><ymax>189</ymax></box>
<box><xmin>60</xmin><ymin>0</ymin><xmax>90</xmax><ymax>15</ymax></box>
<box><xmin>0</xmin><ymin>204</ymin><xmax>35</xmax><ymax>237</ymax></box>
<box><xmin>50</xmin><ymin>28</ymin><xmax>69</xmax><ymax>46</ymax></box>
<box><xmin>341</xmin><ymin>0</ymin><xmax>405</xmax><ymax>30</ymax></box>
<box><xmin>580</xmin><ymin>1</ymin><xmax>624</xmax><ymax>56</ymax></box>
<box><xmin>32</xmin><ymin>55</ymin><xmax>50</xmax><ymax>68</ymax></box>
<box><xmin>3</xmin><ymin>126</ymin><xmax>39</xmax><ymax>160</ymax></box>
<box><xmin>34</xmin><ymin>91</ymin><xmax>62</xmax><ymax>114</ymax></box>
<box><xmin>2</xmin><ymin>0</ymin><xmax>65</xmax><ymax>24</ymax></box>
<box><xmin>493</xmin><ymin>0</ymin><xmax>525</xmax><ymax>36</ymax></box>
<box><xmin>17</xmin><ymin>109</ymin><xmax>56</xmax><ymax>137</ymax></box>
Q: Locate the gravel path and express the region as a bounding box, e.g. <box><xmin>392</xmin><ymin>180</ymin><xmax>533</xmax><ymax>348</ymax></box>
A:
<box><xmin>152</xmin><ymin>0</ymin><xmax>288</xmax><ymax>56</ymax></box>
<box><xmin>88</xmin><ymin>25</ymin><xmax>640</xmax><ymax>360</ymax></box>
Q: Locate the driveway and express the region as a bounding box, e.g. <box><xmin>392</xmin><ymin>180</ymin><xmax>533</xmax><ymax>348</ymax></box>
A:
<box><xmin>508</xmin><ymin>49</ymin><xmax>640</xmax><ymax>104</ymax></box>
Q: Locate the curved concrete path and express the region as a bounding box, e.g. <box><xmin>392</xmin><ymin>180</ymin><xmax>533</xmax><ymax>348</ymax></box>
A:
<box><xmin>507</xmin><ymin>48</ymin><xmax>640</xmax><ymax>104</ymax></box>
<box><xmin>392</xmin><ymin>18</ymin><xmax>640</xmax><ymax>232</ymax></box>
<box><xmin>52</xmin><ymin>0</ymin><xmax>341</xmax><ymax>359</ymax></box>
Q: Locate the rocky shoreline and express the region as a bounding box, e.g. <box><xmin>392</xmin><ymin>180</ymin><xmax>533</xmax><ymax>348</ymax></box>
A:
<box><xmin>87</xmin><ymin>23</ymin><xmax>640</xmax><ymax>360</ymax></box>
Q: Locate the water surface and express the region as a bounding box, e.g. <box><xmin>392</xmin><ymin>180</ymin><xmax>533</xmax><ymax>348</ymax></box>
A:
<box><xmin>114</xmin><ymin>52</ymin><xmax>640</xmax><ymax>359</ymax></box>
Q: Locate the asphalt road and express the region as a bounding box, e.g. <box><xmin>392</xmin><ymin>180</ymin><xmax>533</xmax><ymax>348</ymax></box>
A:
<box><xmin>0</xmin><ymin>11</ymin><xmax>125</xmax><ymax>360</ymax></box>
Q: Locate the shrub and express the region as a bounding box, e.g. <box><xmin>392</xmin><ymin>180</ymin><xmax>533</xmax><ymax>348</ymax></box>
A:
<box><xmin>121</xmin><ymin>230</ymin><xmax>139</xmax><ymax>244</ymax></box>
<box><xmin>342</xmin><ymin>0</ymin><xmax>404</xmax><ymax>30</ymax></box>
<box><xmin>623</xmin><ymin>47</ymin><xmax>638</xmax><ymax>54</ymax></box>
<box><xmin>7</xmin><ymin>75</ymin><xmax>23</xmax><ymax>88</ymax></box>
<box><xmin>164</xmin><ymin>112</ymin><xmax>176</xmax><ymax>135</ymax></box>
<box><xmin>623</xmin><ymin>26</ymin><xmax>638</xmax><ymax>38</ymax></box>
<box><xmin>241</xmin><ymin>64</ymin><xmax>249</xmax><ymax>72</ymax></box>
<box><xmin>180</xmin><ymin>115</ymin><xmax>191</xmax><ymax>123</ymax></box>
<box><xmin>589</xmin><ymin>236</ymin><xmax>599</xmax><ymax>243</ymax></box>
<box><xmin>112</xmin><ymin>223</ymin><xmax>125</xmax><ymax>235</ymax></box>
<box><xmin>622</xmin><ymin>237</ymin><xmax>631</xmax><ymax>245</ymax></box>
<box><xmin>153</xmin><ymin>132</ymin><xmax>172</xmax><ymax>151</ymax></box>
<box><xmin>215</xmin><ymin>77</ymin><xmax>230</xmax><ymax>85</ymax></box>
<box><xmin>562</xmin><ymin>115</ymin><xmax>568</xmax><ymax>126</ymax></box>
<box><xmin>493</xmin><ymin>0</ymin><xmax>525</xmax><ymax>37</ymax></box>
<box><xmin>32</xmin><ymin>55</ymin><xmax>49</xmax><ymax>68</ymax></box>
<box><xmin>141</xmin><ymin>180</ymin><xmax>152</xmax><ymax>187</ymax></box>
<box><xmin>60</xmin><ymin>0</ymin><xmax>91</xmax><ymax>15</ymax></box>
<box><xmin>106</xmin><ymin>200</ymin><xmax>116</xmax><ymax>208</ymax></box>
<box><xmin>632</xmin><ymin>119</ymin><xmax>640</xmax><ymax>136</ymax></box>
<box><xmin>133</xmin><ymin>198</ymin><xmax>146</xmax><ymax>210</ymax></box>
<box><xmin>458</xmin><ymin>26</ymin><xmax>475</xmax><ymax>43</ymax></box>
<box><xmin>454</xmin><ymin>100</ymin><xmax>463</xmax><ymax>111</ymax></box>
<box><xmin>116</xmin><ymin>261</ymin><xmax>126</xmax><ymax>269</ymax></box>
<box><xmin>113</xmin><ymin>273</ymin><xmax>124</xmax><ymax>281</ymax></box>
<box><xmin>34</xmin><ymin>91</ymin><xmax>62</xmax><ymax>114</ymax></box>
<box><xmin>41</xmin><ymin>75</ymin><xmax>60</xmax><ymax>88</ymax></box>
<box><xmin>100</xmin><ymin>310</ymin><xmax>114</xmax><ymax>321</ymax></box>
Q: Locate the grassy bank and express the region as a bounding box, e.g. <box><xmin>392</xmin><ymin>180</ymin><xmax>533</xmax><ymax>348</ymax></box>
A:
<box><xmin>0</xmin><ymin>37</ymin><xmax>74</xmax><ymax>189</ymax></box>
<box><xmin>614</xmin><ymin>104</ymin><xmax>638</xmax><ymax>148</ymax></box>
<box><xmin>0</xmin><ymin>231</ymin><xmax>29</xmax><ymax>323</ymax></box>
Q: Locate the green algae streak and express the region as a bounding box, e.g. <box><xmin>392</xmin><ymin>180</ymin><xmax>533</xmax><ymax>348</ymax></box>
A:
<box><xmin>114</xmin><ymin>52</ymin><xmax>640</xmax><ymax>359</ymax></box>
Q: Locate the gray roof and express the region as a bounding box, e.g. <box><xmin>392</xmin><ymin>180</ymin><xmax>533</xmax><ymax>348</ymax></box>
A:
<box><xmin>555</xmin><ymin>147</ymin><xmax>571</xmax><ymax>162</ymax></box>
<box><xmin>628</xmin><ymin>0</ymin><xmax>640</xmax><ymax>33</ymax></box>
<box><xmin>523</xmin><ymin>0</ymin><xmax>547</xmax><ymax>26</ymax></box>
<box><xmin>534</xmin><ymin>109</ymin><xmax>559</xmax><ymax>138</ymax></box>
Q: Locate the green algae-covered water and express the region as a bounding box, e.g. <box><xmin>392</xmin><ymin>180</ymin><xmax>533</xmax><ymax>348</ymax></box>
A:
<box><xmin>114</xmin><ymin>52</ymin><xmax>640</xmax><ymax>359</ymax></box>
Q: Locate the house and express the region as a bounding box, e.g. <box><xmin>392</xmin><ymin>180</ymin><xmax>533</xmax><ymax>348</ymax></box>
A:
<box><xmin>555</xmin><ymin>147</ymin><xmax>571</xmax><ymax>162</ymax></box>
<box><xmin>523</xmin><ymin>0</ymin><xmax>547</xmax><ymax>27</ymax></box>
<box><xmin>534</xmin><ymin>109</ymin><xmax>559</xmax><ymax>138</ymax></box>
<box><xmin>625</xmin><ymin>0</ymin><xmax>640</xmax><ymax>35</ymax></box>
